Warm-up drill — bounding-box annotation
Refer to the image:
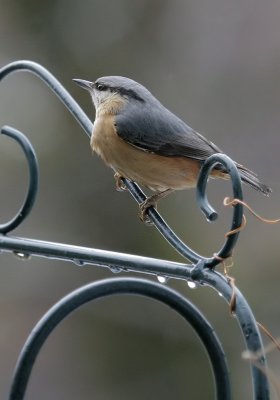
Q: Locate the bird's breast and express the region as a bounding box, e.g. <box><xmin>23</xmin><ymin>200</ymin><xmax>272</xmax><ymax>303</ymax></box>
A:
<box><xmin>91</xmin><ymin>115</ymin><xmax>202</xmax><ymax>191</ymax></box>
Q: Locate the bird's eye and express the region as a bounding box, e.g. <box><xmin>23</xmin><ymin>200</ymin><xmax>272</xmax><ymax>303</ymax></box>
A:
<box><xmin>96</xmin><ymin>83</ymin><xmax>107</xmax><ymax>91</ymax></box>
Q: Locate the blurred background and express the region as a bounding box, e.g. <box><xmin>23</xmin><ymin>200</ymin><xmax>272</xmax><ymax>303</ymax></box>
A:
<box><xmin>1</xmin><ymin>0</ymin><xmax>280</xmax><ymax>398</ymax></box>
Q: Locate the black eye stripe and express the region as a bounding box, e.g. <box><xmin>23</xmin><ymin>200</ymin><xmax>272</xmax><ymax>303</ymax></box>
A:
<box><xmin>94</xmin><ymin>82</ymin><xmax>144</xmax><ymax>102</ymax></box>
<box><xmin>117</xmin><ymin>87</ymin><xmax>144</xmax><ymax>102</ymax></box>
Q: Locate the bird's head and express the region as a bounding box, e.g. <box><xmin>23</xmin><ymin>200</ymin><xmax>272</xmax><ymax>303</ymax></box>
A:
<box><xmin>73</xmin><ymin>76</ymin><xmax>156</xmax><ymax>116</ymax></box>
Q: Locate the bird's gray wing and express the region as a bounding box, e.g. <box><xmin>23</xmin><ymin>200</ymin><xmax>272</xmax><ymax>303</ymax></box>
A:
<box><xmin>115</xmin><ymin>102</ymin><xmax>222</xmax><ymax>161</ymax></box>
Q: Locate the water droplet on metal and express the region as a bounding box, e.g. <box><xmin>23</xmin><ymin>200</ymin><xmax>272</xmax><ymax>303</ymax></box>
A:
<box><xmin>109</xmin><ymin>266</ymin><xmax>122</xmax><ymax>273</ymax></box>
<box><xmin>157</xmin><ymin>275</ymin><xmax>168</xmax><ymax>284</ymax></box>
<box><xmin>13</xmin><ymin>252</ymin><xmax>31</xmax><ymax>260</ymax></box>
<box><xmin>187</xmin><ymin>281</ymin><xmax>197</xmax><ymax>289</ymax></box>
<box><xmin>73</xmin><ymin>259</ymin><xmax>85</xmax><ymax>266</ymax></box>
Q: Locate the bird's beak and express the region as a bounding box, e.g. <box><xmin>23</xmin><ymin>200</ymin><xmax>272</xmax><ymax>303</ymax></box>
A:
<box><xmin>72</xmin><ymin>78</ymin><xmax>94</xmax><ymax>91</ymax></box>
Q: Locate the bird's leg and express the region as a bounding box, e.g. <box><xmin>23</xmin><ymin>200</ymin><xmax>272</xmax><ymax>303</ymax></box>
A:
<box><xmin>114</xmin><ymin>172</ymin><xmax>127</xmax><ymax>192</ymax></box>
<box><xmin>139</xmin><ymin>189</ymin><xmax>174</xmax><ymax>224</ymax></box>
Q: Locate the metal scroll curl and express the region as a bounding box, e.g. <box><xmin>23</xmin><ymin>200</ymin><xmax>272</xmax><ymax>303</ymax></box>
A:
<box><xmin>196</xmin><ymin>153</ymin><xmax>243</xmax><ymax>268</ymax></box>
<box><xmin>0</xmin><ymin>60</ymin><xmax>243</xmax><ymax>266</ymax></box>
<box><xmin>0</xmin><ymin>125</ymin><xmax>38</xmax><ymax>234</ymax></box>
<box><xmin>9</xmin><ymin>277</ymin><xmax>231</xmax><ymax>400</ymax></box>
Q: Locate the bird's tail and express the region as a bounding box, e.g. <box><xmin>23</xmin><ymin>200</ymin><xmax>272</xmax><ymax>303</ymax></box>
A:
<box><xmin>236</xmin><ymin>163</ymin><xmax>272</xmax><ymax>196</ymax></box>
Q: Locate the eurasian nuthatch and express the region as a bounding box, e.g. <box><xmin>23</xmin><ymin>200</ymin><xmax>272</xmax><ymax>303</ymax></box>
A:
<box><xmin>73</xmin><ymin>76</ymin><xmax>271</xmax><ymax>222</ymax></box>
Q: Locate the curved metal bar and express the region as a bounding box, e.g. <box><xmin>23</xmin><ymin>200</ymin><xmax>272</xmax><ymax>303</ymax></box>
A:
<box><xmin>0</xmin><ymin>234</ymin><xmax>269</xmax><ymax>399</ymax></box>
<box><xmin>0</xmin><ymin>126</ymin><xmax>39</xmax><ymax>234</ymax></box>
<box><xmin>0</xmin><ymin>234</ymin><xmax>271</xmax><ymax>399</ymax></box>
<box><xmin>0</xmin><ymin>60</ymin><xmax>244</xmax><ymax>265</ymax></box>
<box><xmin>123</xmin><ymin>179</ymin><xmax>203</xmax><ymax>262</ymax></box>
<box><xmin>196</xmin><ymin>153</ymin><xmax>244</xmax><ymax>268</ymax></box>
<box><xmin>200</xmin><ymin>268</ymin><xmax>269</xmax><ymax>400</ymax></box>
<box><xmin>9</xmin><ymin>277</ymin><xmax>231</xmax><ymax>400</ymax></box>
<box><xmin>0</xmin><ymin>60</ymin><xmax>92</xmax><ymax>137</ymax></box>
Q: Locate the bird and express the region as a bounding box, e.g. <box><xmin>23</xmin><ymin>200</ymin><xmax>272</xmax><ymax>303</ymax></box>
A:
<box><xmin>73</xmin><ymin>76</ymin><xmax>271</xmax><ymax>223</ymax></box>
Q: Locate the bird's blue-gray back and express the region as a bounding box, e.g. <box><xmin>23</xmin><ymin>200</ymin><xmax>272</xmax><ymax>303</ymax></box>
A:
<box><xmin>115</xmin><ymin>100</ymin><xmax>222</xmax><ymax>161</ymax></box>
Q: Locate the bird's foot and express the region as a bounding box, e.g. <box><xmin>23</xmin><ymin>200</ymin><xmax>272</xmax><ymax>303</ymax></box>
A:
<box><xmin>138</xmin><ymin>189</ymin><xmax>174</xmax><ymax>225</ymax></box>
<box><xmin>114</xmin><ymin>172</ymin><xmax>127</xmax><ymax>192</ymax></box>
<box><xmin>138</xmin><ymin>197</ymin><xmax>157</xmax><ymax>225</ymax></box>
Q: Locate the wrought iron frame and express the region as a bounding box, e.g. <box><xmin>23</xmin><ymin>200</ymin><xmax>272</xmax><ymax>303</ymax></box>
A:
<box><xmin>0</xmin><ymin>60</ymin><xmax>270</xmax><ymax>399</ymax></box>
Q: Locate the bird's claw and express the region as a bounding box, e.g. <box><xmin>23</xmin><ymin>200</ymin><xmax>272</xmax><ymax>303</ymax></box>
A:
<box><xmin>114</xmin><ymin>172</ymin><xmax>127</xmax><ymax>192</ymax></box>
<box><xmin>138</xmin><ymin>198</ymin><xmax>157</xmax><ymax>225</ymax></box>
